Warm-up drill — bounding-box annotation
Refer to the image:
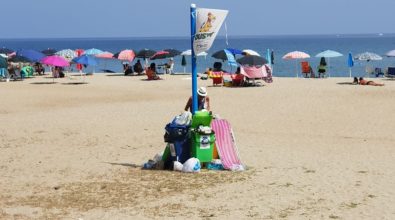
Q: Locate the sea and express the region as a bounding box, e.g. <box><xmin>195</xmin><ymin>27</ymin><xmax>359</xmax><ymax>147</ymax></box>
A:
<box><xmin>1</xmin><ymin>34</ymin><xmax>395</xmax><ymax>77</ymax></box>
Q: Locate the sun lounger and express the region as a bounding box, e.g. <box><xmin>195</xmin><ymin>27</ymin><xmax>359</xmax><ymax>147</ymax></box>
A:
<box><xmin>211</xmin><ymin>119</ymin><xmax>243</xmax><ymax>170</ymax></box>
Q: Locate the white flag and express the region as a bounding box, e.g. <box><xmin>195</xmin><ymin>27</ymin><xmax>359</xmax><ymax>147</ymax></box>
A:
<box><xmin>193</xmin><ymin>8</ymin><xmax>228</xmax><ymax>55</ymax></box>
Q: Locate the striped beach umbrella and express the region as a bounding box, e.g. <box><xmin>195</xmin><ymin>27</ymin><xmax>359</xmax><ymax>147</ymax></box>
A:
<box><xmin>56</xmin><ymin>49</ymin><xmax>77</xmax><ymax>61</ymax></box>
<box><xmin>283</xmin><ymin>51</ymin><xmax>310</xmax><ymax>77</ymax></box>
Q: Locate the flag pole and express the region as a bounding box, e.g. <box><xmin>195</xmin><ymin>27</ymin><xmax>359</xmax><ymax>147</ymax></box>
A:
<box><xmin>190</xmin><ymin>4</ymin><xmax>197</xmax><ymax>115</ymax></box>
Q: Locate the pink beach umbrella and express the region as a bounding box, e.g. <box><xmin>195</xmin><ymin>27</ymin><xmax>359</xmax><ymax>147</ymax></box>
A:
<box><xmin>41</xmin><ymin>55</ymin><xmax>70</xmax><ymax>67</ymax></box>
<box><xmin>96</xmin><ymin>51</ymin><xmax>114</xmax><ymax>59</ymax></box>
<box><xmin>114</xmin><ymin>49</ymin><xmax>135</xmax><ymax>62</ymax></box>
<box><xmin>282</xmin><ymin>51</ymin><xmax>310</xmax><ymax>77</ymax></box>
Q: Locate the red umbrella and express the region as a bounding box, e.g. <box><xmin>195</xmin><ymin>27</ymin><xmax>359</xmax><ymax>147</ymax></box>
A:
<box><xmin>41</xmin><ymin>55</ymin><xmax>70</xmax><ymax>67</ymax></box>
<box><xmin>150</xmin><ymin>51</ymin><xmax>171</xmax><ymax>60</ymax></box>
<box><xmin>114</xmin><ymin>49</ymin><xmax>135</xmax><ymax>62</ymax></box>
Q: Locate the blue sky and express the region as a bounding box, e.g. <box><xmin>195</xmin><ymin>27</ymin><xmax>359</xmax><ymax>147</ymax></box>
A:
<box><xmin>1</xmin><ymin>0</ymin><xmax>394</xmax><ymax>38</ymax></box>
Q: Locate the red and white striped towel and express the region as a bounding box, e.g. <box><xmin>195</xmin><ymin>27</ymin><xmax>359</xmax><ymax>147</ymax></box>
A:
<box><xmin>211</xmin><ymin>119</ymin><xmax>243</xmax><ymax>170</ymax></box>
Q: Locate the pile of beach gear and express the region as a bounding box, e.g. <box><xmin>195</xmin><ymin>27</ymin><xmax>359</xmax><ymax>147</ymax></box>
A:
<box><xmin>143</xmin><ymin>110</ymin><xmax>244</xmax><ymax>172</ymax></box>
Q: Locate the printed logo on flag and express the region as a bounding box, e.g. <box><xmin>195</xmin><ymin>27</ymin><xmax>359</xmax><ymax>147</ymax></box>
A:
<box><xmin>194</xmin><ymin>8</ymin><xmax>228</xmax><ymax>55</ymax></box>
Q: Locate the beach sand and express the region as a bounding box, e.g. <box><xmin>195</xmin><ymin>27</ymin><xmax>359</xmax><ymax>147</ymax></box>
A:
<box><xmin>0</xmin><ymin>74</ymin><xmax>394</xmax><ymax>219</ymax></box>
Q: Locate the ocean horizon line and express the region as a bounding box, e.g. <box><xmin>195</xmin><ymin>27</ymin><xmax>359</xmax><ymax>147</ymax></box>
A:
<box><xmin>1</xmin><ymin>32</ymin><xmax>395</xmax><ymax>41</ymax></box>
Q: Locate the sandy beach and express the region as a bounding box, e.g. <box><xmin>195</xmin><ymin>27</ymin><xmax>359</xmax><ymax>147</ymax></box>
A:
<box><xmin>0</xmin><ymin>74</ymin><xmax>394</xmax><ymax>219</ymax></box>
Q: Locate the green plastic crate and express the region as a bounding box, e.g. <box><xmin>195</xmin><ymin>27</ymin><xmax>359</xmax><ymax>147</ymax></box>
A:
<box><xmin>191</xmin><ymin>111</ymin><xmax>212</xmax><ymax>128</ymax></box>
<box><xmin>191</xmin><ymin>131</ymin><xmax>215</xmax><ymax>162</ymax></box>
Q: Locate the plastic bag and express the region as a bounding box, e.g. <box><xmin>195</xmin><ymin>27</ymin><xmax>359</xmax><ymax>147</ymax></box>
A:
<box><xmin>175</xmin><ymin>111</ymin><xmax>192</xmax><ymax>126</ymax></box>
<box><xmin>173</xmin><ymin>161</ymin><xmax>183</xmax><ymax>171</ymax></box>
<box><xmin>182</xmin><ymin>158</ymin><xmax>201</xmax><ymax>173</ymax></box>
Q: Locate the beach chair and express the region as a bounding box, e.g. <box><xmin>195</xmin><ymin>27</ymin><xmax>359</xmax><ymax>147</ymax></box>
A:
<box><xmin>211</xmin><ymin>119</ymin><xmax>243</xmax><ymax>170</ymax></box>
<box><xmin>301</xmin><ymin>61</ymin><xmax>314</xmax><ymax>78</ymax></box>
<box><xmin>240</xmin><ymin>65</ymin><xmax>265</xmax><ymax>86</ymax></box>
<box><xmin>385</xmin><ymin>67</ymin><xmax>395</xmax><ymax>79</ymax></box>
<box><xmin>231</xmin><ymin>74</ymin><xmax>245</xmax><ymax>86</ymax></box>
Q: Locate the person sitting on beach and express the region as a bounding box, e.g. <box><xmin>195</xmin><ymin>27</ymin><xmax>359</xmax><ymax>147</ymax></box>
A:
<box><xmin>357</xmin><ymin>77</ymin><xmax>384</xmax><ymax>86</ymax></box>
<box><xmin>124</xmin><ymin>65</ymin><xmax>134</xmax><ymax>76</ymax></box>
<box><xmin>317</xmin><ymin>64</ymin><xmax>326</xmax><ymax>78</ymax></box>
<box><xmin>184</xmin><ymin>87</ymin><xmax>210</xmax><ymax>113</ymax></box>
<box><xmin>213</xmin><ymin>62</ymin><xmax>223</xmax><ymax>72</ymax></box>
<box><xmin>146</xmin><ymin>63</ymin><xmax>161</xmax><ymax>80</ymax></box>
<box><xmin>133</xmin><ymin>60</ymin><xmax>144</xmax><ymax>75</ymax></box>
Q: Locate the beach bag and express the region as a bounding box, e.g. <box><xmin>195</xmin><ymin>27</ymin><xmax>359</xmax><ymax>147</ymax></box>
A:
<box><xmin>182</xmin><ymin>158</ymin><xmax>201</xmax><ymax>173</ymax></box>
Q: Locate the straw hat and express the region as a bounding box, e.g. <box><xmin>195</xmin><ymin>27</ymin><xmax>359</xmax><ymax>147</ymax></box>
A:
<box><xmin>197</xmin><ymin>87</ymin><xmax>207</xmax><ymax>97</ymax></box>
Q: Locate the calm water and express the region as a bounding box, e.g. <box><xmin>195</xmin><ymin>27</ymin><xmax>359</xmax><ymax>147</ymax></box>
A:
<box><xmin>1</xmin><ymin>34</ymin><xmax>395</xmax><ymax>77</ymax></box>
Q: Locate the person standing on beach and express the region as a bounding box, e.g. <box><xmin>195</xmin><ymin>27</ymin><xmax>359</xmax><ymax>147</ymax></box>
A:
<box><xmin>184</xmin><ymin>87</ymin><xmax>210</xmax><ymax>113</ymax></box>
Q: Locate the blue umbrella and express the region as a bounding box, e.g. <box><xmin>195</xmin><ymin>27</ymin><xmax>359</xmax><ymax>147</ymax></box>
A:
<box><xmin>315</xmin><ymin>50</ymin><xmax>343</xmax><ymax>77</ymax></box>
<box><xmin>84</xmin><ymin>48</ymin><xmax>104</xmax><ymax>56</ymax></box>
<box><xmin>347</xmin><ymin>52</ymin><xmax>354</xmax><ymax>78</ymax></box>
<box><xmin>17</xmin><ymin>49</ymin><xmax>45</xmax><ymax>62</ymax></box>
<box><xmin>72</xmin><ymin>55</ymin><xmax>98</xmax><ymax>66</ymax></box>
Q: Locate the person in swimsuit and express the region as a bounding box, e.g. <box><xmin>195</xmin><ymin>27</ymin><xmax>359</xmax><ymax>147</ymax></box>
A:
<box><xmin>358</xmin><ymin>77</ymin><xmax>384</xmax><ymax>86</ymax></box>
<box><xmin>184</xmin><ymin>87</ymin><xmax>210</xmax><ymax>113</ymax></box>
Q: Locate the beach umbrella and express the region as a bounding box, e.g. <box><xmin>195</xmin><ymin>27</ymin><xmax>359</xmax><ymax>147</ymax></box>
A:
<box><xmin>136</xmin><ymin>49</ymin><xmax>156</xmax><ymax>58</ymax></box>
<box><xmin>113</xmin><ymin>49</ymin><xmax>135</xmax><ymax>62</ymax></box>
<box><xmin>17</xmin><ymin>49</ymin><xmax>45</xmax><ymax>62</ymax></box>
<box><xmin>56</xmin><ymin>49</ymin><xmax>77</xmax><ymax>61</ymax></box>
<box><xmin>8</xmin><ymin>55</ymin><xmax>31</xmax><ymax>63</ymax></box>
<box><xmin>180</xmin><ymin>49</ymin><xmax>207</xmax><ymax>57</ymax></box>
<box><xmin>96</xmin><ymin>51</ymin><xmax>114</xmax><ymax>59</ymax></box>
<box><xmin>163</xmin><ymin>49</ymin><xmax>181</xmax><ymax>57</ymax></box>
<box><xmin>282</xmin><ymin>51</ymin><xmax>310</xmax><ymax>77</ymax></box>
<box><xmin>385</xmin><ymin>50</ymin><xmax>395</xmax><ymax>57</ymax></box>
<box><xmin>150</xmin><ymin>50</ymin><xmax>171</xmax><ymax>60</ymax></box>
<box><xmin>237</xmin><ymin>55</ymin><xmax>267</xmax><ymax>66</ymax></box>
<box><xmin>315</xmin><ymin>50</ymin><xmax>343</xmax><ymax>77</ymax></box>
<box><xmin>354</xmin><ymin>52</ymin><xmax>382</xmax><ymax>61</ymax></box>
<box><xmin>0</xmin><ymin>47</ymin><xmax>14</xmax><ymax>54</ymax></box>
<box><xmin>72</xmin><ymin>55</ymin><xmax>98</xmax><ymax>66</ymax></box>
<box><xmin>242</xmin><ymin>49</ymin><xmax>260</xmax><ymax>56</ymax></box>
<box><xmin>354</xmin><ymin>52</ymin><xmax>382</xmax><ymax>77</ymax></box>
<box><xmin>41</xmin><ymin>55</ymin><xmax>70</xmax><ymax>67</ymax></box>
<box><xmin>84</xmin><ymin>48</ymin><xmax>104</xmax><ymax>56</ymax></box>
<box><xmin>41</xmin><ymin>48</ymin><xmax>57</xmax><ymax>56</ymax></box>
<box><xmin>0</xmin><ymin>56</ymin><xmax>7</xmax><ymax>68</ymax></box>
<box><xmin>0</xmin><ymin>54</ymin><xmax>8</xmax><ymax>58</ymax></box>
<box><xmin>347</xmin><ymin>52</ymin><xmax>354</xmax><ymax>78</ymax></box>
<box><xmin>212</xmin><ymin>49</ymin><xmax>241</xmax><ymax>61</ymax></box>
